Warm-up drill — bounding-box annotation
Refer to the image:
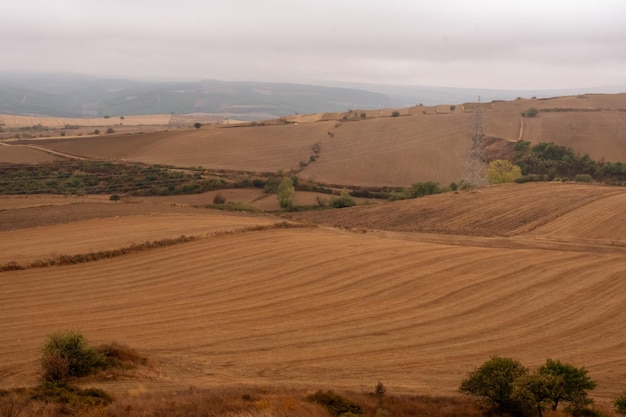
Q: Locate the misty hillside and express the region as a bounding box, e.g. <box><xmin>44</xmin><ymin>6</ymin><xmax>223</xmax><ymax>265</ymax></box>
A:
<box><xmin>2</xmin><ymin>73</ymin><xmax>623</xmax><ymax>121</ymax></box>
<box><xmin>0</xmin><ymin>73</ymin><xmax>398</xmax><ymax>120</ymax></box>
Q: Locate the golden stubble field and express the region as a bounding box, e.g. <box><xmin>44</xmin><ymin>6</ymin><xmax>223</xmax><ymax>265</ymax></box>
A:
<box><xmin>3</xmin><ymin>93</ymin><xmax>625</xmax><ymax>187</ymax></box>
<box><xmin>1</xmin><ymin>183</ymin><xmax>626</xmax><ymax>407</ymax></box>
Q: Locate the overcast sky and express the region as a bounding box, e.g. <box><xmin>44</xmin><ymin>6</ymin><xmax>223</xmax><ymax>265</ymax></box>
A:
<box><xmin>1</xmin><ymin>0</ymin><xmax>625</xmax><ymax>90</ymax></box>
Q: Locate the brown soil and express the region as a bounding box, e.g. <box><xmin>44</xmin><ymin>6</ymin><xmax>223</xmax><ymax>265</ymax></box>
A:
<box><xmin>1</xmin><ymin>183</ymin><xmax>625</xmax><ymax>408</ymax></box>
<box><xmin>4</xmin><ymin>93</ymin><xmax>625</xmax><ymax>187</ymax></box>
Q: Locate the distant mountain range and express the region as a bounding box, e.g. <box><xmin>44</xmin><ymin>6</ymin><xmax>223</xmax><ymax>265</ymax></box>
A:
<box><xmin>0</xmin><ymin>72</ymin><xmax>624</xmax><ymax>120</ymax></box>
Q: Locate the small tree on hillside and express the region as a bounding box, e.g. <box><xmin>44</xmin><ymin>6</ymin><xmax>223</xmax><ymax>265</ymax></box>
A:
<box><xmin>459</xmin><ymin>356</ymin><xmax>528</xmax><ymax>411</ymax></box>
<box><xmin>512</xmin><ymin>372</ymin><xmax>553</xmax><ymax>417</ymax></box>
<box><xmin>193</xmin><ymin>122</ymin><xmax>202</xmax><ymax>129</ymax></box>
<box><xmin>487</xmin><ymin>160</ymin><xmax>522</xmax><ymax>184</ymax></box>
<box><xmin>537</xmin><ymin>358</ymin><xmax>596</xmax><ymax>412</ymax></box>
<box><xmin>277</xmin><ymin>177</ymin><xmax>295</xmax><ymax>209</ymax></box>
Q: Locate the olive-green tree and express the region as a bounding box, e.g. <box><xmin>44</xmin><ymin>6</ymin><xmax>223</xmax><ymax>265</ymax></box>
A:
<box><xmin>459</xmin><ymin>356</ymin><xmax>528</xmax><ymax>410</ymax></box>
<box><xmin>276</xmin><ymin>177</ymin><xmax>295</xmax><ymax>209</ymax></box>
<box><xmin>487</xmin><ymin>160</ymin><xmax>522</xmax><ymax>184</ymax></box>
<box><xmin>512</xmin><ymin>373</ymin><xmax>553</xmax><ymax>417</ymax></box>
<box><xmin>538</xmin><ymin>358</ymin><xmax>596</xmax><ymax>411</ymax></box>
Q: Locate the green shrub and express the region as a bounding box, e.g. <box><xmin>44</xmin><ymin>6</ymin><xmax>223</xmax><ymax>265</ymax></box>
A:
<box><xmin>41</xmin><ymin>331</ymin><xmax>104</xmax><ymax>383</ymax></box>
<box><xmin>391</xmin><ymin>111</ymin><xmax>400</xmax><ymax>117</ymax></box>
<box><xmin>307</xmin><ymin>390</ymin><xmax>363</xmax><ymax>416</ymax></box>
<box><xmin>524</xmin><ymin>107</ymin><xmax>539</xmax><ymax>117</ymax></box>
<box><xmin>615</xmin><ymin>390</ymin><xmax>626</xmax><ymax>415</ymax></box>
<box><xmin>574</xmin><ymin>174</ymin><xmax>593</xmax><ymax>183</ymax></box>
<box><xmin>331</xmin><ymin>191</ymin><xmax>356</xmax><ymax>208</ymax></box>
<box><xmin>388</xmin><ymin>181</ymin><xmax>441</xmax><ymax>201</ymax></box>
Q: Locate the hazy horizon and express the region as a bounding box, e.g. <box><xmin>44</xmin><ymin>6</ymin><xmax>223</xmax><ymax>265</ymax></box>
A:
<box><xmin>2</xmin><ymin>1</ymin><xmax>625</xmax><ymax>91</ymax></box>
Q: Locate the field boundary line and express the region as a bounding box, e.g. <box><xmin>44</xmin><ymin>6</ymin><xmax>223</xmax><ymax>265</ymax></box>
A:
<box><xmin>0</xmin><ymin>221</ymin><xmax>313</xmax><ymax>272</ymax></box>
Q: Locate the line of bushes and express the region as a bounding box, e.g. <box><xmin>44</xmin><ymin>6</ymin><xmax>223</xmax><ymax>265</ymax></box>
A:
<box><xmin>510</xmin><ymin>140</ymin><xmax>626</xmax><ymax>185</ymax></box>
<box><xmin>0</xmin><ymin>222</ymin><xmax>312</xmax><ymax>272</ymax></box>
<box><xmin>0</xmin><ymin>235</ymin><xmax>198</xmax><ymax>272</ymax></box>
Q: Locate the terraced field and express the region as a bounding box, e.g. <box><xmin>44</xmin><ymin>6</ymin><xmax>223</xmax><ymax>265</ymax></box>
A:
<box><xmin>1</xmin><ymin>183</ymin><xmax>626</xmax><ymax>408</ymax></box>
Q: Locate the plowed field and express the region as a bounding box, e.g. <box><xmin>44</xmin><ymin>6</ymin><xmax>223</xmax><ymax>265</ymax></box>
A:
<box><xmin>1</xmin><ymin>183</ymin><xmax>625</xmax><ymax>406</ymax></box>
<box><xmin>4</xmin><ymin>93</ymin><xmax>625</xmax><ymax>187</ymax></box>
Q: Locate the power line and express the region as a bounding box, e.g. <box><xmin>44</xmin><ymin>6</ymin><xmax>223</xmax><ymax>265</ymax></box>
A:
<box><xmin>462</xmin><ymin>97</ymin><xmax>488</xmax><ymax>187</ymax></box>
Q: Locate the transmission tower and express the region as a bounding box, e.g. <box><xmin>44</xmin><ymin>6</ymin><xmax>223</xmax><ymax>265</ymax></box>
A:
<box><xmin>462</xmin><ymin>97</ymin><xmax>488</xmax><ymax>187</ymax></box>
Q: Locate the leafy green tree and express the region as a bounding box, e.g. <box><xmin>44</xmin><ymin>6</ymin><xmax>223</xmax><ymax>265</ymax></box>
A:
<box><xmin>614</xmin><ymin>390</ymin><xmax>626</xmax><ymax>415</ymax></box>
<box><xmin>487</xmin><ymin>160</ymin><xmax>522</xmax><ymax>184</ymax></box>
<box><xmin>277</xmin><ymin>177</ymin><xmax>295</xmax><ymax>209</ymax></box>
<box><xmin>459</xmin><ymin>356</ymin><xmax>527</xmax><ymax>410</ymax></box>
<box><xmin>512</xmin><ymin>373</ymin><xmax>554</xmax><ymax>417</ymax></box>
<box><xmin>538</xmin><ymin>359</ymin><xmax>596</xmax><ymax>411</ymax></box>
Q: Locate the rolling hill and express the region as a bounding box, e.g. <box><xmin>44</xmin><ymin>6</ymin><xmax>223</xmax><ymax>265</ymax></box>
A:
<box><xmin>3</xmin><ymin>93</ymin><xmax>626</xmax><ymax>187</ymax></box>
<box><xmin>2</xmin><ymin>90</ymin><xmax>626</xmax><ymax>413</ymax></box>
<box><xmin>1</xmin><ymin>183</ymin><xmax>626</xmax><ymax>407</ymax></box>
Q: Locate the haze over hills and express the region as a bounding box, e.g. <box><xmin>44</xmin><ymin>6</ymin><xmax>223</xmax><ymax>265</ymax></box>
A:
<box><xmin>1</xmin><ymin>72</ymin><xmax>624</xmax><ymax>120</ymax></box>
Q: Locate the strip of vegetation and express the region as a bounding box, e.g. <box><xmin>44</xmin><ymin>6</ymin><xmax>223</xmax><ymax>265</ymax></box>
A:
<box><xmin>0</xmin><ymin>161</ymin><xmax>253</xmax><ymax>196</ymax></box>
<box><xmin>199</xmin><ymin>201</ymin><xmax>262</xmax><ymax>213</ymax></box>
<box><xmin>510</xmin><ymin>140</ymin><xmax>626</xmax><ymax>185</ymax></box>
<box><xmin>0</xmin><ymin>235</ymin><xmax>197</xmax><ymax>272</ymax></box>
<box><xmin>0</xmin><ymin>222</ymin><xmax>311</xmax><ymax>272</ymax></box>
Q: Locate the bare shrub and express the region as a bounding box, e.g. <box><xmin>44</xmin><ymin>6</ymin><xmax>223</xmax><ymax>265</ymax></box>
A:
<box><xmin>213</xmin><ymin>192</ymin><xmax>227</xmax><ymax>204</ymax></box>
<box><xmin>0</xmin><ymin>392</ymin><xmax>31</xmax><ymax>417</ymax></box>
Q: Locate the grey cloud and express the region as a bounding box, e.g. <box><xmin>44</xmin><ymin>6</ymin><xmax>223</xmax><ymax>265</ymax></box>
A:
<box><xmin>1</xmin><ymin>0</ymin><xmax>625</xmax><ymax>89</ymax></box>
